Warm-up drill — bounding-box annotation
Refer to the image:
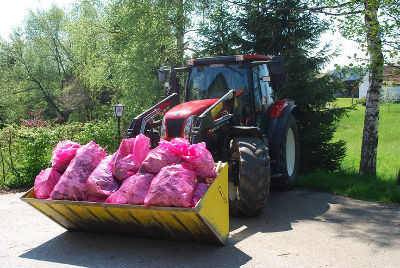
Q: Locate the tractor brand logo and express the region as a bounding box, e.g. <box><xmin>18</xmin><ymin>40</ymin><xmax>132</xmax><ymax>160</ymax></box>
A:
<box><xmin>211</xmin><ymin>102</ymin><xmax>223</xmax><ymax>118</ymax></box>
<box><xmin>174</xmin><ymin>112</ymin><xmax>180</xmax><ymax>117</ymax></box>
<box><xmin>218</xmin><ymin>186</ymin><xmax>227</xmax><ymax>204</ymax></box>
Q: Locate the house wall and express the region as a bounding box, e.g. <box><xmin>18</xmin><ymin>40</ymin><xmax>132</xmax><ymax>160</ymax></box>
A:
<box><xmin>359</xmin><ymin>74</ymin><xmax>369</xmax><ymax>99</ymax></box>
<box><xmin>358</xmin><ymin>75</ymin><xmax>400</xmax><ymax>102</ymax></box>
<box><xmin>383</xmin><ymin>86</ymin><xmax>400</xmax><ymax>102</ymax></box>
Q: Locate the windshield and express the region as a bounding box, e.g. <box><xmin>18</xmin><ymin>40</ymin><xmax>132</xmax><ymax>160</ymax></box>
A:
<box><xmin>187</xmin><ymin>64</ymin><xmax>248</xmax><ymax>100</ymax></box>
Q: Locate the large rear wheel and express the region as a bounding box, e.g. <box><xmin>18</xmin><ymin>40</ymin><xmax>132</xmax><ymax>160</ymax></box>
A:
<box><xmin>228</xmin><ymin>137</ymin><xmax>271</xmax><ymax>216</ymax></box>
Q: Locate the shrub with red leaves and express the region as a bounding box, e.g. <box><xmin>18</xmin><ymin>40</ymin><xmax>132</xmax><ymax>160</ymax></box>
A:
<box><xmin>20</xmin><ymin>110</ymin><xmax>62</xmax><ymax>128</ymax></box>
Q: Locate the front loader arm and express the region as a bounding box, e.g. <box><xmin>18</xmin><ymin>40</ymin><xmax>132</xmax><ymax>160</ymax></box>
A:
<box><xmin>190</xmin><ymin>90</ymin><xmax>235</xmax><ymax>144</ymax></box>
<box><xmin>126</xmin><ymin>93</ymin><xmax>179</xmax><ymax>140</ymax></box>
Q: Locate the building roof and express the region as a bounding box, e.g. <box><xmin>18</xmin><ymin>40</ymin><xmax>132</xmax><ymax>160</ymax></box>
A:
<box><xmin>330</xmin><ymin>65</ymin><xmax>400</xmax><ymax>85</ymax></box>
<box><xmin>383</xmin><ymin>65</ymin><xmax>400</xmax><ymax>85</ymax></box>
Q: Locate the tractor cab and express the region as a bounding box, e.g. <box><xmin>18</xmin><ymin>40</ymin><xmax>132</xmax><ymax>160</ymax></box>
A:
<box><xmin>158</xmin><ymin>55</ymin><xmax>286</xmax><ymax>141</ymax></box>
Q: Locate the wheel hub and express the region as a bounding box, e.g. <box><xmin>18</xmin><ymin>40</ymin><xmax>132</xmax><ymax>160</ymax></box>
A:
<box><xmin>228</xmin><ymin>182</ymin><xmax>238</xmax><ymax>201</ymax></box>
<box><xmin>286</xmin><ymin>127</ymin><xmax>295</xmax><ymax>176</ymax></box>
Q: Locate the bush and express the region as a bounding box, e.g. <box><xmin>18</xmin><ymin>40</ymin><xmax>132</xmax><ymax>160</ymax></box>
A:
<box><xmin>0</xmin><ymin>121</ymin><xmax>120</xmax><ymax>189</ymax></box>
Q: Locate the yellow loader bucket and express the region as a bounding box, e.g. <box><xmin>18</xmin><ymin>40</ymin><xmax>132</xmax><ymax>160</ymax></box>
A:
<box><xmin>21</xmin><ymin>162</ymin><xmax>229</xmax><ymax>245</ymax></box>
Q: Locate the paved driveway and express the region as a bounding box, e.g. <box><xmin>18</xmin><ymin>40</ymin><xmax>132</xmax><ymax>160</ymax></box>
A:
<box><xmin>1</xmin><ymin>188</ymin><xmax>400</xmax><ymax>267</ymax></box>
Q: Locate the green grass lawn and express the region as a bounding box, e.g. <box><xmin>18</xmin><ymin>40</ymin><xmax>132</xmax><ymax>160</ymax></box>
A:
<box><xmin>298</xmin><ymin>98</ymin><xmax>400</xmax><ymax>202</ymax></box>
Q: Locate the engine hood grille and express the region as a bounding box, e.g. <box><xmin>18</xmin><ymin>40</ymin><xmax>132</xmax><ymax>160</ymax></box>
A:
<box><xmin>166</xmin><ymin>118</ymin><xmax>185</xmax><ymax>139</ymax></box>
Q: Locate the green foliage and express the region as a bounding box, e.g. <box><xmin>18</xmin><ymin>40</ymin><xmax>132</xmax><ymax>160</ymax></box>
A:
<box><xmin>213</xmin><ymin>0</ymin><xmax>349</xmax><ymax>172</ymax></box>
<box><xmin>194</xmin><ymin>1</ymin><xmax>242</xmax><ymax>56</ymax></box>
<box><xmin>0</xmin><ymin>0</ymin><xmax>183</xmax><ymax>125</ymax></box>
<box><xmin>0</xmin><ymin>126</ymin><xmax>55</xmax><ymax>188</ymax></box>
<box><xmin>298</xmin><ymin>170</ymin><xmax>400</xmax><ymax>203</ymax></box>
<box><xmin>316</xmin><ymin>0</ymin><xmax>399</xmax><ymax>176</ymax></box>
<box><xmin>0</xmin><ymin>1</ymin><xmax>190</xmax><ymax>188</ymax></box>
<box><xmin>333</xmin><ymin>98</ymin><xmax>400</xmax><ymax>180</ymax></box>
<box><xmin>67</xmin><ymin>0</ymin><xmax>115</xmax><ymax>122</ymax></box>
<box><xmin>106</xmin><ymin>0</ymin><xmax>177</xmax><ymax>121</ymax></box>
<box><xmin>317</xmin><ymin>0</ymin><xmax>400</xmax><ymax>62</ymax></box>
<box><xmin>0</xmin><ymin>6</ymin><xmax>73</xmax><ymax>123</ymax></box>
<box><xmin>162</xmin><ymin>0</ymin><xmax>197</xmax><ymax>63</ymax></box>
<box><xmin>0</xmin><ymin>122</ymin><xmax>119</xmax><ymax>189</ymax></box>
<box><xmin>73</xmin><ymin>121</ymin><xmax>120</xmax><ymax>152</ymax></box>
<box><xmin>299</xmin><ymin>99</ymin><xmax>400</xmax><ymax>203</ymax></box>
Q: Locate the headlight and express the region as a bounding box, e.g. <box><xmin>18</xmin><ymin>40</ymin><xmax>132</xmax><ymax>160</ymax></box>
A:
<box><xmin>183</xmin><ymin>115</ymin><xmax>195</xmax><ymax>139</ymax></box>
<box><xmin>161</xmin><ymin>117</ymin><xmax>167</xmax><ymax>139</ymax></box>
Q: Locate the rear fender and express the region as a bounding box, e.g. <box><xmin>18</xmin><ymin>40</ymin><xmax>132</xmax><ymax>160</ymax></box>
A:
<box><xmin>267</xmin><ymin>104</ymin><xmax>297</xmax><ymax>161</ymax></box>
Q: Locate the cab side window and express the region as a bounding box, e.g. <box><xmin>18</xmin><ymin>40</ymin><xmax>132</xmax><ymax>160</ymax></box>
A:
<box><xmin>252</xmin><ymin>66</ymin><xmax>263</xmax><ymax>113</ymax></box>
<box><xmin>252</xmin><ymin>64</ymin><xmax>274</xmax><ymax>129</ymax></box>
<box><xmin>258</xmin><ymin>64</ymin><xmax>274</xmax><ymax>107</ymax></box>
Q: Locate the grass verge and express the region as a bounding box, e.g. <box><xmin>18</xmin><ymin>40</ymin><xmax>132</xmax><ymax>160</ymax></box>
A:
<box><xmin>298</xmin><ymin>98</ymin><xmax>400</xmax><ymax>203</ymax></box>
<box><xmin>298</xmin><ymin>171</ymin><xmax>400</xmax><ymax>203</ymax></box>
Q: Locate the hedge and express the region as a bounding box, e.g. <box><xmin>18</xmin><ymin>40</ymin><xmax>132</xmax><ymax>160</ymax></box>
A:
<box><xmin>0</xmin><ymin>122</ymin><xmax>120</xmax><ymax>189</ymax></box>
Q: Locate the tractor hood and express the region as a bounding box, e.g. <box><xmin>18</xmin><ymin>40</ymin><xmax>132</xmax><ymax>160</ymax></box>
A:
<box><xmin>164</xmin><ymin>99</ymin><xmax>219</xmax><ymax>120</ymax></box>
<box><xmin>163</xmin><ymin>99</ymin><xmax>219</xmax><ymax>139</ymax></box>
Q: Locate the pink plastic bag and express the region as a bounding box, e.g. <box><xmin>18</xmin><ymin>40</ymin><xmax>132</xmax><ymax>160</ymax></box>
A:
<box><xmin>191</xmin><ymin>181</ymin><xmax>209</xmax><ymax>207</ymax></box>
<box><xmin>51</xmin><ymin>140</ymin><xmax>82</xmax><ymax>173</ymax></box>
<box><xmin>140</xmin><ymin>138</ymin><xmax>190</xmax><ymax>174</ymax></box>
<box><xmin>112</xmin><ymin>134</ymin><xmax>150</xmax><ymax>181</ymax></box>
<box><xmin>169</xmin><ymin>138</ymin><xmax>191</xmax><ymax>155</ymax></box>
<box><xmin>144</xmin><ymin>164</ymin><xmax>197</xmax><ymax>208</ymax></box>
<box><xmin>182</xmin><ymin>142</ymin><xmax>217</xmax><ymax>178</ymax></box>
<box><xmin>50</xmin><ymin>141</ymin><xmax>107</xmax><ymax>201</ymax></box>
<box><xmin>86</xmin><ymin>155</ymin><xmax>120</xmax><ymax>202</ymax></box>
<box><xmin>34</xmin><ymin>168</ymin><xmax>62</xmax><ymax>199</ymax></box>
<box><xmin>106</xmin><ymin>172</ymin><xmax>154</xmax><ymax>205</ymax></box>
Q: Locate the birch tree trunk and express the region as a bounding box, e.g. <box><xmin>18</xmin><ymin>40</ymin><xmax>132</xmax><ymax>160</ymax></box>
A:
<box><xmin>359</xmin><ymin>0</ymin><xmax>384</xmax><ymax>176</ymax></box>
<box><xmin>175</xmin><ymin>0</ymin><xmax>185</xmax><ymax>64</ymax></box>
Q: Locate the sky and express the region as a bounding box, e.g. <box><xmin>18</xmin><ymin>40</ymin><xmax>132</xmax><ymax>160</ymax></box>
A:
<box><xmin>0</xmin><ymin>0</ymin><xmax>362</xmax><ymax>72</ymax></box>
<box><xmin>319</xmin><ymin>31</ymin><xmax>362</xmax><ymax>72</ymax></box>
<box><xmin>0</xmin><ymin>0</ymin><xmax>76</xmax><ymax>38</ymax></box>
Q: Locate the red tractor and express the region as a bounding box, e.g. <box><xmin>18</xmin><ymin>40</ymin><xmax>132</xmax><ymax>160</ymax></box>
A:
<box><xmin>127</xmin><ymin>55</ymin><xmax>299</xmax><ymax>216</ymax></box>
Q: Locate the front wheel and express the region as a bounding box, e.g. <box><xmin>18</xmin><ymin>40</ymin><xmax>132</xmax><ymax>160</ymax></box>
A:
<box><xmin>228</xmin><ymin>137</ymin><xmax>271</xmax><ymax>216</ymax></box>
<box><xmin>276</xmin><ymin>115</ymin><xmax>300</xmax><ymax>189</ymax></box>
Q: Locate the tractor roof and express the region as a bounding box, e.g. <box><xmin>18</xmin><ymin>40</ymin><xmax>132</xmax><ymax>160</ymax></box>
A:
<box><xmin>186</xmin><ymin>54</ymin><xmax>271</xmax><ymax>66</ymax></box>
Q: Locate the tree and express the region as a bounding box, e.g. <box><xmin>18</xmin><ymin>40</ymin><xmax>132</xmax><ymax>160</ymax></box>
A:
<box><xmin>67</xmin><ymin>0</ymin><xmax>114</xmax><ymax>121</ymax></box>
<box><xmin>197</xmin><ymin>0</ymin><xmax>348</xmax><ymax>172</ymax></box>
<box><xmin>106</xmin><ymin>0</ymin><xmax>178</xmax><ymax>122</ymax></box>
<box><xmin>163</xmin><ymin>0</ymin><xmax>195</xmax><ymax>63</ymax></box>
<box><xmin>194</xmin><ymin>1</ymin><xmax>242</xmax><ymax>56</ymax></box>
<box><xmin>312</xmin><ymin>0</ymin><xmax>400</xmax><ymax>176</ymax></box>
<box><xmin>0</xmin><ymin>1</ymin><xmax>192</xmax><ymax>125</ymax></box>
<box><xmin>223</xmin><ymin>0</ymin><xmax>400</xmax><ymax>176</ymax></box>
<box><xmin>0</xmin><ymin>6</ymin><xmax>72</xmax><ymax>122</ymax></box>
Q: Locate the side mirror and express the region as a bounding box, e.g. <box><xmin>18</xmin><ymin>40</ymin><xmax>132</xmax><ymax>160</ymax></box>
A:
<box><xmin>269</xmin><ymin>56</ymin><xmax>287</xmax><ymax>91</ymax></box>
<box><xmin>159</xmin><ymin>66</ymin><xmax>167</xmax><ymax>83</ymax></box>
<box><xmin>270</xmin><ymin>56</ymin><xmax>284</xmax><ymax>75</ymax></box>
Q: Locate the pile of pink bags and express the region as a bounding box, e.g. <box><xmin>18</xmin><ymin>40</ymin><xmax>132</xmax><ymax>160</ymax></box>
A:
<box><xmin>86</xmin><ymin>155</ymin><xmax>120</xmax><ymax>202</ymax></box>
<box><xmin>112</xmin><ymin>134</ymin><xmax>150</xmax><ymax>181</ymax></box>
<box><xmin>144</xmin><ymin>164</ymin><xmax>197</xmax><ymax>208</ymax></box>
<box><xmin>33</xmin><ymin>134</ymin><xmax>217</xmax><ymax>208</ymax></box>
<box><xmin>106</xmin><ymin>173</ymin><xmax>154</xmax><ymax>205</ymax></box>
<box><xmin>50</xmin><ymin>141</ymin><xmax>107</xmax><ymax>201</ymax></box>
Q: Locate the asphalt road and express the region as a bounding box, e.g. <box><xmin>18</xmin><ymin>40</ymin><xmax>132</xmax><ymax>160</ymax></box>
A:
<box><xmin>1</xmin><ymin>188</ymin><xmax>400</xmax><ymax>268</ymax></box>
